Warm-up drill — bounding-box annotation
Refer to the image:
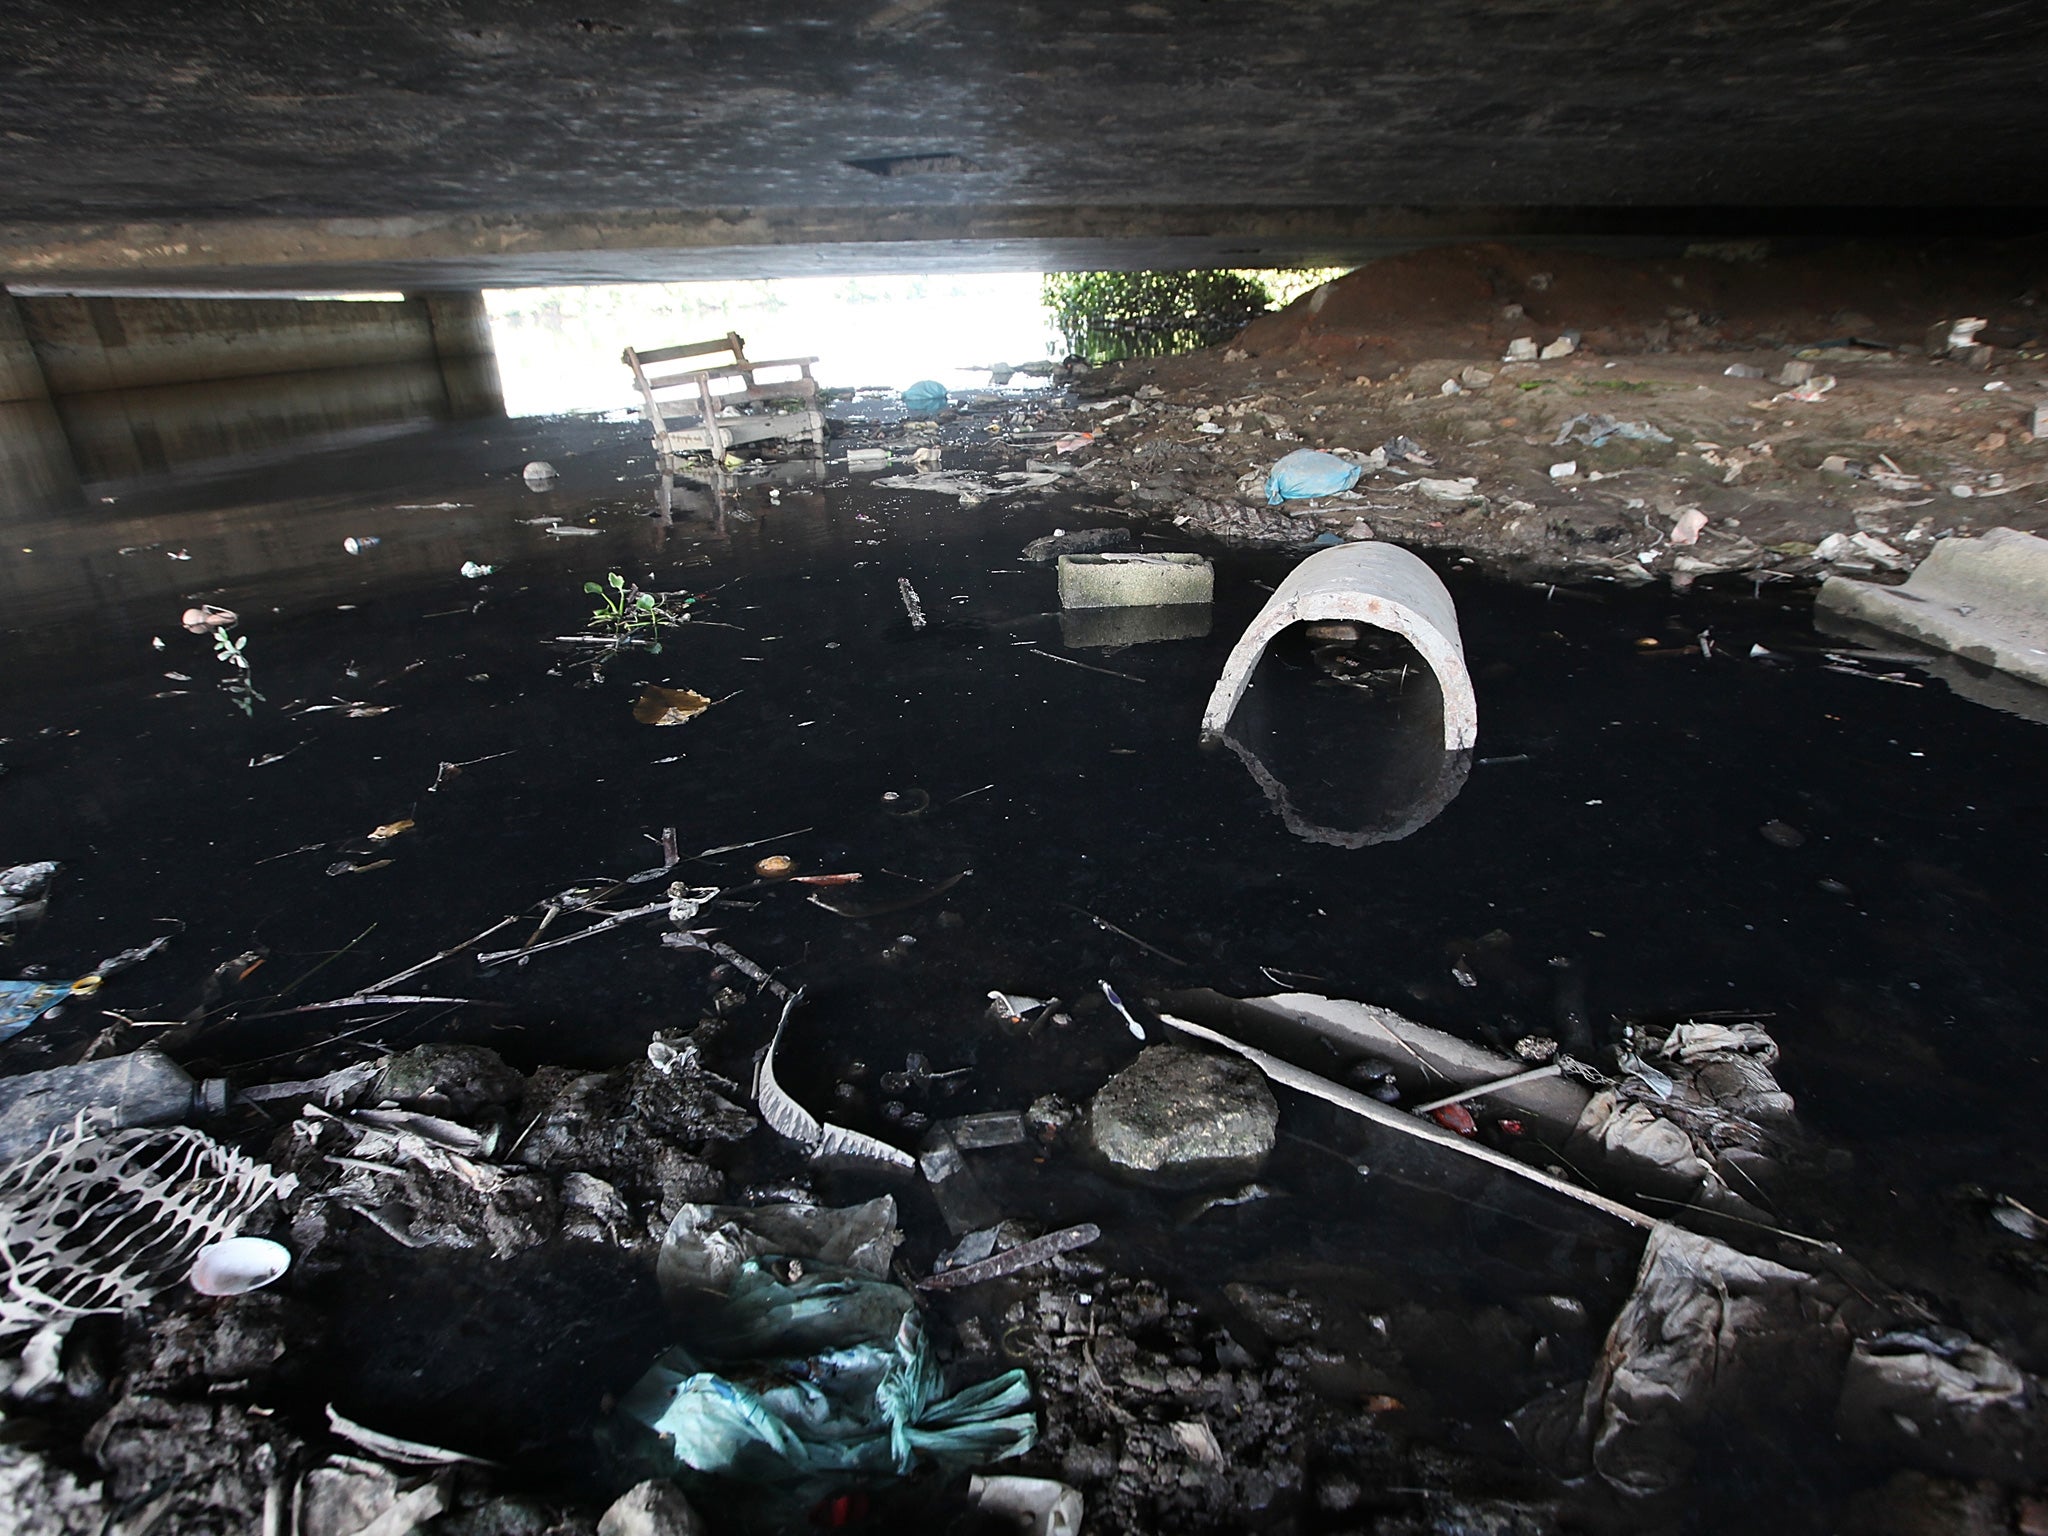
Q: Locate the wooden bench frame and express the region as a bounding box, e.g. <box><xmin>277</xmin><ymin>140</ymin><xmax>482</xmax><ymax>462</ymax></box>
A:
<box><xmin>621</xmin><ymin>332</ymin><xmax>826</xmax><ymax>475</ymax></box>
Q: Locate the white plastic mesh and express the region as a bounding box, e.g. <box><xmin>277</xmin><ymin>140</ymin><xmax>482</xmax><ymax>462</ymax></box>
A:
<box><xmin>0</xmin><ymin>1123</ymin><xmax>296</xmax><ymax>1337</ymax></box>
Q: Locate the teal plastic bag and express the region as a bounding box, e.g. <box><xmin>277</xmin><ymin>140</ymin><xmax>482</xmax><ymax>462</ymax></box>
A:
<box><xmin>900</xmin><ymin>380</ymin><xmax>950</xmax><ymax>416</ymax></box>
<box><xmin>621</xmin><ymin>1259</ymin><xmax>1035</xmax><ymax>1487</ymax></box>
<box><xmin>1265</xmin><ymin>448</ymin><xmax>1363</xmax><ymax>505</ymax></box>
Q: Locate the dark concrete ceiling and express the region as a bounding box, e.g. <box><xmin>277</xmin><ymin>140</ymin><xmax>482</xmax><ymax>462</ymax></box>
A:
<box><xmin>3</xmin><ymin>0</ymin><xmax>2046</xmax><ymax>290</ymax></box>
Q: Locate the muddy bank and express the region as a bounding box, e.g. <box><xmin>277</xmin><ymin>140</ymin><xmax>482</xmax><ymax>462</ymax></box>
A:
<box><xmin>1045</xmin><ymin>241</ymin><xmax>2048</xmax><ymax>588</ymax></box>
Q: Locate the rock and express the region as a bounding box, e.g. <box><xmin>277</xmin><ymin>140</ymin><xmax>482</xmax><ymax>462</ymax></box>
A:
<box><xmin>1458</xmin><ymin>365</ymin><xmax>1494</xmax><ymax>389</ymax></box>
<box><xmin>373</xmin><ymin>1043</ymin><xmax>524</xmax><ymax>1116</ymax></box>
<box><xmin>1224</xmin><ymin>1283</ymin><xmax>1322</xmax><ymax>1343</ymax></box>
<box><xmin>85</xmin><ymin>1396</ymin><xmax>299</xmax><ymax>1530</ymax></box>
<box><xmin>1539</xmin><ymin>334</ymin><xmax>1577</xmax><ymax>360</ymax></box>
<box><xmin>1503</xmin><ymin>337</ymin><xmax>1538</xmax><ymax>362</ymax></box>
<box><xmin>127</xmin><ymin>1293</ymin><xmax>313</xmax><ymax>1392</ymax></box>
<box><xmin>560</xmin><ymin>1172</ymin><xmax>632</xmax><ymax>1245</ymax></box>
<box><xmin>1088</xmin><ymin>1046</ymin><xmax>1277</xmax><ymax>1185</ymax></box>
<box><xmin>599</xmin><ymin>1479</ymin><xmax>706</xmax><ymax>1536</ymax></box>
<box><xmin>1838</xmin><ymin>1471</ymin><xmax>2012</xmax><ymax>1536</ymax></box>
<box><xmin>437</xmin><ymin>1493</ymin><xmax>582</xmax><ymax>1536</ymax></box>
<box><xmin>1777</xmin><ymin>360</ymin><xmax>1815</xmax><ymax>386</ymax></box>
<box><xmin>1759</xmin><ymin>821</ymin><xmax>1805</xmax><ymax>849</ymax></box>
<box><xmin>0</xmin><ymin>1441</ymin><xmax>103</xmax><ymax>1536</ymax></box>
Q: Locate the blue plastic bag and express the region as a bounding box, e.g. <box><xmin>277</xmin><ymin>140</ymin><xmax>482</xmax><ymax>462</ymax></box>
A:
<box><xmin>621</xmin><ymin>1258</ymin><xmax>1035</xmax><ymax>1489</ymax></box>
<box><xmin>0</xmin><ymin>977</ymin><xmax>100</xmax><ymax>1044</ymax></box>
<box><xmin>1265</xmin><ymin>448</ymin><xmax>1363</xmax><ymax>505</ymax></box>
<box><xmin>900</xmin><ymin>380</ymin><xmax>950</xmax><ymax>416</ymax></box>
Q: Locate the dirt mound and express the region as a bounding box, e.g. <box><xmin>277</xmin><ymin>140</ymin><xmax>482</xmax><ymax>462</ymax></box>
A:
<box><xmin>1238</xmin><ymin>240</ymin><xmax>2048</xmax><ymax>373</ymax></box>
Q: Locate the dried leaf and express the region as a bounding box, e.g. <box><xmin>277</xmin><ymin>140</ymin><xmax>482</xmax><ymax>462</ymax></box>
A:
<box><xmin>634</xmin><ymin>686</ymin><xmax>712</xmax><ymax>726</ymax></box>
<box><xmin>368</xmin><ymin>819</ymin><xmax>415</xmax><ymax>842</ymax></box>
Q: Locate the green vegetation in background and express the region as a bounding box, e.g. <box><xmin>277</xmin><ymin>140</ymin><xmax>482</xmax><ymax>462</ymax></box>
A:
<box><xmin>1043</xmin><ymin>268</ymin><xmax>1347</xmax><ymax>364</ymax></box>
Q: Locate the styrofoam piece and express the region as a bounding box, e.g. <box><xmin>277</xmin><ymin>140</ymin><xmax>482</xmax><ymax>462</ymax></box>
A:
<box><xmin>1200</xmin><ymin>543</ymin><xmax>1478</xmax><ymax>750</ymax></box>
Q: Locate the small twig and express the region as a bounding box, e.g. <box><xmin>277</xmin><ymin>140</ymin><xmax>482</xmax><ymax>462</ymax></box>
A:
<box><xmin>807</xmin><ymin>870</ymin><xmax>968</xmax><ymax>919</ymax></box>
<box><xmin>274</xmin><ymin>924</ymin><xmax>378</xmax><ymax>1003</ymax></box>
<box><xmin>365</xmin><ymin>916</ymin><xmax>517</xmax><ymax>993</ymax></box>
<box><xmin>477</xmin><ymin>900</ymin><xmax>668</xmax><ymax>965</ymax></box>
<box><xmin>661</xmin><ymin>931</ymin><xmax>792</xmax><ymax>999</ymax></box>
<box><xmin>1631</xmin><ymin>1191</ymin><xmax>1839</xmax><ymax>1252</ymax></box>
<box><xmin>254</xmin><ymin>843</ymin><xmax>325</xmax><ymax>866</ymax></box>
<box><xmin>237</xmin><ymin>993</ymin><xmax>480</xmax><ymax>1018</ymax></box>
<box><xmin>1025</xmin><ymin>647</ymin><xmax>1145</xmax><ymax>683</ymax></box>
<box><xmin>695</xmin><ymin>827</ymin><xmax>812</xmax><ymax>858</ymax></box>
<box><xmin>1065</xmin><ymin>905</ymin><xmax>1189</xmax><ymax>967</ymax></box>
<box><xmin>1258</xmin><ymin>964</ymin><xmax>1328</xmax><ymax>987</ymax></box>
<box><xmin>1823</xmin><ymin>663</ymin><xmax>1923</xmax><ymax>688</ymax></box>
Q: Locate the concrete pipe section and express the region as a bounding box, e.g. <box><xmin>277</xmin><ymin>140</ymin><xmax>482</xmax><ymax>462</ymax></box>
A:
<box><xmin>1200</xmin><ymin>542</ymin><xmax>1479</xmax><ymax>751</ymax></box>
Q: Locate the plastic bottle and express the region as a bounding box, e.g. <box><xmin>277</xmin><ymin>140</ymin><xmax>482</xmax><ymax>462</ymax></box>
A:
<box><xmin>0</xmin><ymin>1050</ymin><xmax>230</xmax><ymax>1164</ymax></box>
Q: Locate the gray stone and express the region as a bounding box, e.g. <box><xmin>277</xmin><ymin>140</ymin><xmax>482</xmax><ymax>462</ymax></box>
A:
<box><xmin>598</xmin><ymin>1480</ymin><xmax>706</xmax><ymax>1536</ymax></box>
<box><xmin>372</xmin><ymin>1043</ymin><xmax>523</xmax><ymax>1116</ymax></box>
<box><xmin>1088</xmin><ymin>1046</ymin><xmax>1277</xmax><ymax>1185</ymax></box>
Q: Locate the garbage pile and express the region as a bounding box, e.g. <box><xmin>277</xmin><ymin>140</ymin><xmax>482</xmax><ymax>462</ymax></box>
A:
<box><xmin>5</xmin><ymin>830</ymin><xmax>2048</xmax><ymax>1534</ymax></box>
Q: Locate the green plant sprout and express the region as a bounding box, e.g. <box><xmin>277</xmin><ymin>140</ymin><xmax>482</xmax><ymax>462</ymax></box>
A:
<box><xmin>584</xmin><ymin>572</ymin><xmax>693</xmax><ymax>653</ymax></box>
<box><xmin>211</xmin><ymin>624</ymin><xmax>265</xmax><ymax>716</ymax></box>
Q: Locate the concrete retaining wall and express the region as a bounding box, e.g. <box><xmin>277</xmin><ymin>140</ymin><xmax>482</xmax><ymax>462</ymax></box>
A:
<box><xmin>17</xmin><ymin>294</ymin><xmax>450</xmax><ymax>394</ymax></box>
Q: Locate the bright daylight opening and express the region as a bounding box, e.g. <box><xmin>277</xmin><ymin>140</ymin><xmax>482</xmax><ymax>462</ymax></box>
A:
<box><xmin>484</xmin><ymin>274</ymin><xmax>1064</xmax><ymax>418</ymax></box>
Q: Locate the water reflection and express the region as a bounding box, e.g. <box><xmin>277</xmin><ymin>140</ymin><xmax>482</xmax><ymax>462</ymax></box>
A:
<box><xmin>1</xmin><ymin>357</ymin><xmax>503</xmax><ymax>515</ymax></box>
<box><xmin>658</xmin><ymin>455</ymin><xmax>825</xmax><ymax>530</ymax></box>
<box><xmin>0</xmin><ymin>398</ymin><xmax>83</xmax><ymax>517</ymax></box>
<box><xmin>1058</xmin><ymin>602</ymin><xmax>1212</xmax><ymax>649</ymax></box>
<box><xmin>1212</xmin><ymin>631</ymin><xmax>1472</xmax><ymax>847</ymax></box>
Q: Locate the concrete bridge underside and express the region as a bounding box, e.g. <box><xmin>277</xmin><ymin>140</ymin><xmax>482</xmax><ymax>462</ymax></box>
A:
<box><xmin>2</xmin><ymin>0</ymin><xmax>2045</xmax><ymax>294</ymax></box>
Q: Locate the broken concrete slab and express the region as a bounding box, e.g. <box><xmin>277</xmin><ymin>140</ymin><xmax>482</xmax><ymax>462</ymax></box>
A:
<box><xmin>1817</xmin><ymin>526</ymin><xmax>2048</xmax><ymax>690</ymax></box>
<box><xmin>1057</xmin><ymin>551</ymin><xmax>1214</xmax><ymax>609</ymax></box>
<box><xmin>1200</xmin><ymin>542</ymin><xmax>1479</xmax><ymax>751</ymax></box>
